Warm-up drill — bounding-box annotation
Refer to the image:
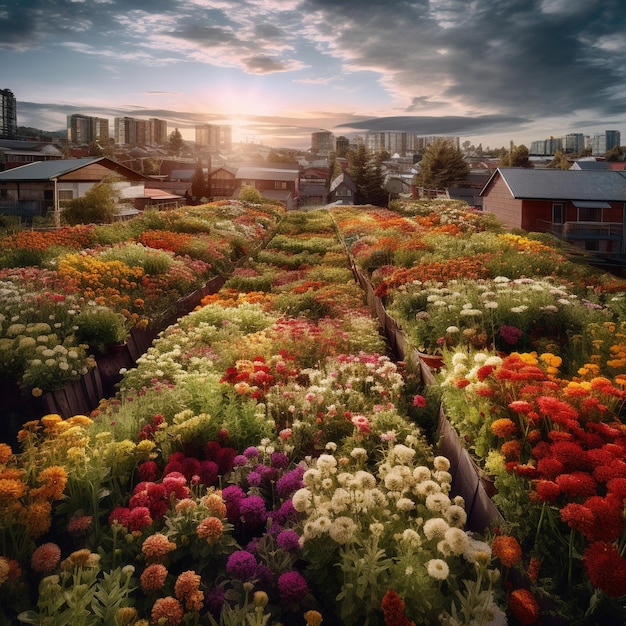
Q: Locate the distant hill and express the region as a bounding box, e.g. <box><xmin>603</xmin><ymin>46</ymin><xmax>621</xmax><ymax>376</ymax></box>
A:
<box><xmin>16</xmin><ymin>126</ymin><xmax>66</xmax><ymax>141</ymax></box>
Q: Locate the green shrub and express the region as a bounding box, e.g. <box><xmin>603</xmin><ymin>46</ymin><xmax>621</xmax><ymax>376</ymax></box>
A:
<box><xmin>74</xmin><ymin>306</ymin><xmax>128</xmax><ymax>354</ymax></box>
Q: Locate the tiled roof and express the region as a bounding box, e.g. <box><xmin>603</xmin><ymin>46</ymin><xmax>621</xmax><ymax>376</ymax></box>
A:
<box><xmin>481</xmin><ymin>167</ymin><xmax>626</xmax><ymax>201</ymax></box>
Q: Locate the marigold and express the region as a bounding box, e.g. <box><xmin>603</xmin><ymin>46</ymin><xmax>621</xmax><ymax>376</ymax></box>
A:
<box><xmin>0</xmin><ymin>443</ymin><xmax>12</xmax><ymax>465</ymax></box>
<box><xmin>150</xmin><ymin>596</ymin><xmax>184</xmax><ymax>626</ymax></box>
<box><xmin>0</xmin><ymin>478</ymin><xmax>27</xmax><ymax>500</ymax></box>
<box><xmin>32</xmin><ymin>466</ymin><xmax>68</xmax><ymax>500</ymax></box>
<box><xmin>491</xmin><ymin>418</ymin><xmax>518</xmax><ymax>439</ymax></box>
<box><xmin>508</xmin><ymin>588</ymin><xmax>540</xmax><ymax>625</ymax></box>
<box><xmin>492</xmin><ymin>535</ymin><xmax>522</xmax><ymax>568</ymax></box>
<box><xmin>196</xmin><ymin>516</ymin><xmax>224</xmax><ymax>544</ymax></box>
<box><xmin>140</xmin><ymin>563</ymin><xmax>168</xmax><ymax>593</ymax></box>
<box><xmin>142</xmin><ymin>533</ymin><xmax>176</xmax><ymax>562</ymax></box>
<box><xmin>26</xmin><ymin>499</ymin><xmax>52</xmax><ymax>537</ymax></box>
<box><xmin>203</xmin><ymin>493</ymin><xmax>227</xmax><ymax>518</ymax></box>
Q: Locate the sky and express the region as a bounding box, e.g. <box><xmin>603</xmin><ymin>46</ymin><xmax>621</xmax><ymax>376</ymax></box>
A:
<box><xmin>1</xmin><ymin>0</ymin><xmax>625</xmax><ymax>151</ymax></box>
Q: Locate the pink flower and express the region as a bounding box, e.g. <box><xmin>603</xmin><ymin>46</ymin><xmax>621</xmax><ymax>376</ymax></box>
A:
<box><xmin>413</xmin><ymin>394</ymin><xmax>427</xmax><ymax>408</ymax></box>
<box><xmin>31</xmin><ymin>542</ymin><xmax>61</xmax><ymax>573</ymax></box>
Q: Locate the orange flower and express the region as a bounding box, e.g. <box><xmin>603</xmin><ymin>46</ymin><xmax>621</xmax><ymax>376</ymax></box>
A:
<box><xmin>140</xmin><ymin>563</ymin><xmax>168</xmax><ymax>592</ymax></box>
<box><xmin>203</xmin><ymin>493</ymin><xmax>227</xmax><ymax>518</ymax></box>
<box><xmin>26</xmin><ymin>500</ymin><xmax>52</xmax><ymax>538</ymax></box>
<box><xmin>31</xmin><ymin>466</ymin><xmax>68</xmax><ymax>500</ymax></box>
<box><xmin>508</xmin><ymin>588</ymin><xmax>540</xmax><ymax>625</ymax></box>
<box><xmin>492</xmin><ymin>535</ymin><xmax>522</xmax><ymax>568</ymax></box>
<box><xmin>0</xmin><ymin>478</ymin><xmax>27</xmax><ymax>500</ymax></box>
<box><xmin>0</xmin><ymin>443</ymin><xmax>12</xmax><ymax>465</ymax></box>
<box><xmin>491</xmin><ymin>418</ymin><xmax>518</xmax><ymax>439</ymax></box>
<box><xmin>196</xmin><ymin>516</ymin><xmax>224</xmax><ymax>544</ymax></box>
<box><xmin>142</xmin><ymin>533</ymin><xmax>176</xmax><ymax>562</ymax></box>
<box><xmin>150</xmin><ymin>596</ymin><xmax>184</xmax><ymax>626</ymax></box>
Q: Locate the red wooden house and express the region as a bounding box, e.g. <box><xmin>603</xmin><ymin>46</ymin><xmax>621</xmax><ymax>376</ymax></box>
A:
<box><xmin>480</xmin><ymin>167</ymin><xmax>626</xmax><ymax>256</ymax></box>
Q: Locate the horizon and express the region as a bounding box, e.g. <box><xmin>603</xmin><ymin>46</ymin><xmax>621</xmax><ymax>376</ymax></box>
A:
<box><xmin>2</xmin><ymin>1</ymin><xmax>625</xmax><ymax>151</ymax></box>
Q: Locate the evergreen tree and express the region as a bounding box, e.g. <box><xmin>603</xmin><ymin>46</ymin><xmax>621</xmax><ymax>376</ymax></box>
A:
<box><xmin>168</xmin><ymin>128</ymin><xmax>185</xmax><ymax>156</ymax></box>
<box><xmin>191</xmin><ymin>159</ymin><xmax>206</xmax><ymax>200</ymax></box>
<box><xmin>500</xmin><ymin>144</ymin><xmax>533</xmax><ymax>168</ymax></box>
<box><xmin>414</xmin><ymin>139</ymin><xmax>469</xmax><ymax>190</ymax></box>
<box><xmin>347</xmin><ymin>144</ymin><xmax>387</xmax><ymax>206</ymax></box>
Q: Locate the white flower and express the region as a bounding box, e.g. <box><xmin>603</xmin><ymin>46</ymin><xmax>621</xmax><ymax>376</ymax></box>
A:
<box><xmin>392</xmin><ymin>444</ymin><xmax>416</xmax><ymax>465</ymax></box>
<box><xmin>426</xmin><ymin>558</ymin><xmax>450</xmax><ymax>580</ymax></box>
<box><xmin>329</xmin><ymin>516</ymin><xmax>358</xmax><ymax>544</ymax></box>
<box><xmin>426</xmin><ymin>492</ymin><xmax>451</xmax><ymax>513</ymax></box>
<box><xmin>423</xmin><ymin>517</ymin><xmax>450</xmax><ymax>540</ymax></box>
<box><xmin>401</xmin><ymin>528</ymin><xmax>422</xmax><ymax>549</ymax></box>
<box><xmin>445</xmin><ymin>504</ymin><xmax>468</xmax><ymax>528</ymax></box>
<box><xmin>433</xmin><ymin>456</ymin><xmax>450</xmax><ymax>472</ymax></box>
<box><xmin>395</xmin><ymin>497</ymin><xmax>415</xmax><ymax>512</ymax></box>
<box><xmin>446</xmin><ymin>325</ymin><xmax>460</xmax><ymax>333</ymax></box>
<box><xmin>413</xmin><ymin>466</ymin><xmax>432</xmax><ymax>482</ymax></box>
<box><xmin>292</xmin><ymin>488</ymin><xmax>312</xmax><ymax>512</ymax></box>
<box><xmin>444</xmin><ymin>527</ymin><xmax>470</xmax><ymax>555</ymax></box>
<box><xmin>354</xmin><ymin>470</ymin><xmax>376</xmax><ymax>490</ymax></box>
<box><xmin>415</xmin><ymin>479</ymin><xmax>442</xmax><ymax>497</ymax></box>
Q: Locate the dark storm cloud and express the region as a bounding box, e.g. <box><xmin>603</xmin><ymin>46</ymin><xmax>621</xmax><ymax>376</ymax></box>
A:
<box><xmin>300</xmin><ymin>0</ymin><xmax>626</xmax><ymax>122</ymax></box>
<box><xmin>339</xmin><ymin>115</ymin><xmax>531</xmax><ymax>136</ymax></box>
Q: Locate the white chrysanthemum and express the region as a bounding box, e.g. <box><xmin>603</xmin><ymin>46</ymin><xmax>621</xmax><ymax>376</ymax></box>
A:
<box><xmin>433</xmin><ymin>456</ymin><xmax>450</xmax><ymax>472</ymax></box>
<box><xmin>401</xmin><ymin>528</ymin><xmax>422</xmax><ymax>550</ymax></box>
<box><xmin>321</xmin><ymin>478</ymin><xmax>334</xmax><ymax>490</ymax></box>
<box><xmin>354</xmin><ymin>470</ymin><xmax>376</xmax><ymax>490</ymax></box>
<box><xmin>303</xmin><ymin>468</ymin><xmax>321</xmax><ymax>487</ymax></box>
<box><xmin>370</xmin><ymin>522</ymin><xmax>385</xmax><ymax>537</ymax></box>
<box><xmin>350</xmin><ymin>447</ymin><xmax>368</xmax><ymax>461</ymax></box>
<box><xmin>291</xmin><ymin>488</ymin><xmax>312</xmax><ymax>512</ymax></box>
<box><xmin>384</xmin><ymin>469</ymin><xmax>406</xmax><ymax>492</ymax></box>
<box><xmin>435</xmin><ymin>470</ymin><xmax>452</xmax><ymax>485</ymax></box>
<box><xmin>484</xmin><ymin>355</ymin><xmax>503</xmax><ymax>367</ymax></box>
<box><xmin>426</xmin><ymin>492</ymin><xmax>451</xmax><ymax>513</ymax></box>
<box><xmin>464</xmin><ymin>537</ymin><xmax>492</xmax><ymax>563</ymax></box>
<box><xmin>330</xmin><ymin>488</ymin><xmax>351</xmax><ymax>513</ymax></box>
<box><xmin>445</xmin><ymin>504</ymin><xmax>468</xmax><ymax>528</ymax></box>
<box><xmin>392</xmin><ymin>444</ymin><xmax>416</xmax><ymax>465</ymax></box>
<box><xmin>437</xmin><ymin>539</ymin><xmax>453</xmax><ymax>557</ymax></box>
<box><xmin>415</xmin><ymin>479</ymin><xmax>442</xmax><ymax>497</ymax></box>
<box><xmin>413</xmin><ymin>466</ymin><xmax>432</xmax><ymax>482</ymax></box>
<box><xmin>446</xmin><ymin>325</ymin><xmax>460</xmax><ymax>334</ymax></box>
<box><xmin>316</xmin><ymin>454</ymin><xmax>338</xmax><ymax>475</ymax></box>
<box><xmin>395</xmin><ymin>497</ymin><xmax>415</xmax><ymax>512</ymax></box>
<box><xmin>423</xmin><ymin>517</ymin><xmax>450</xmax><ymax>540</ymax></box>
<box><xmin>312</xmin><ymin>516</ymin><xmax>332</xmax><ymax>534</ymax></box>
<box><xmin>329</xmin><ymin>516</ymin><xmax>358</xmax><ymax>544</ymax></box>
<box><xmin>302</xmin><ymin>520</ymin><xmax>319</xmax><ymax>540</ymax></box>
<box><xmin>444</xmin><ymin>527</ymin><xmax>470</xmax><ymax>555</ymax></box>
<box><xmin>337</xmin><ymin>472</ymin><xmax>353</xmax><ymax>486</ymax></box>
<box><xmin>426</xmin><ymin>558</ymin><xmax>450</xmax><ymax>580</ymax></box>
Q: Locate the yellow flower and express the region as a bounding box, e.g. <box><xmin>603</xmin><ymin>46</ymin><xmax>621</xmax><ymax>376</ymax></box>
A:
<box><xmin>31</xmin><ymin>387</ymin><xmax>43</xmax><ymax>398</ymax></box>
<box><xmin>65</xmin><ymin>415</ymin><xmax>93</xmax><ymax>427</ymax></box>
<box><xmin>26</xmin><ymin>499</ymin><xmax>52</xmax><ymax>538</ymax></box>
<box><xmin>0</xmin><ymin>443</ymin><xmax>13</xmax><ymax>465</ymax></box>
<box><xmin>304</xmin><ymin>610</ymin><xmax>323</xmax><ymax>626</ymax></box>
<box><xmin>0</xmin><ymin>557</ymin><xmax>10</xmax><ymax>585</ymax></box>
<box><xmin>32</xmin><ymin>466</ymin><xmax>68</xmax><ymax>500</ymax></box>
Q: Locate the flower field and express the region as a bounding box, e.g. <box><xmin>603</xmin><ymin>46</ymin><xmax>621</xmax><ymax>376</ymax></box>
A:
<box><xmin>1</xmin><ymin>198</ymin><xmax>626</xmax><ymax>624</ymax></box>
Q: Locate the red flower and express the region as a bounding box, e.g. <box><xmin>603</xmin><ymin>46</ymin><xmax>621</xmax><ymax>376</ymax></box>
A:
<box><xmin>381</xmin><ymin>589</ymin><xmax>415</xmax><ymax>626</ymax></box>
<box><xmin>584</xmin><ymin>494</ymin><xmax>624</xmax><ymax>542</ymax></box>
<box><xmin>534</xmin><ymin>480</ymin><xmax>561</xmax><ymax>503</ymax></box>
<box><xmin>584</xmin><ymin>541</ymin><xmax>626</xmax><ymax>598</ymax></box>
<box><xmin>508</xmin><ymin>588</ymin><xmax>540</xmax><ymax>625</ymax></box>
<box><xmin>555</xmin><ymin>471</ymin><xmax>597</xmax><ymax>498</ymax></box>
<box><xmin>560</xmin><ymin>503</ymin><xmax>594</xmax><ymax>536</ymax></box>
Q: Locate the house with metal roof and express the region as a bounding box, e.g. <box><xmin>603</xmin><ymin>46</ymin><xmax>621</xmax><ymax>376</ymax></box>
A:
<box><xmin>480</xmin><ymin>167</ymin><xmax>626</xmax><ymax>258</ymax></box>
<box><xmin>233</xmin><ymin>163</ymin><xmax>300</xmax><ymax>209</ymax></box>
<box><xmin>329</xmin><ymin>172</ymin><xmax>357</xmax><ymax>205</ymax></box>
<box><xmin>0</xmin><ymin>157</ymin><xmax>160</xmax><ymax>223</ymax></box>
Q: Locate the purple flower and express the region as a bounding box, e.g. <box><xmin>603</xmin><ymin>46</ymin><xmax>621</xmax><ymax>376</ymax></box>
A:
<box><xmin>276</xmin><ymin>529</ymin><xmax>301</xmax><ymax>552</ymax></box>
<box><xmin>255</xmin><ymin>563</ymin><xmax>273</xmax><ymax>590</ymax></box>
<box><xmin>277</xmin><ymin>571</ymin><xmax>308</xmax><ymax>605</ymax></box>
<box><xmin>499</xmin><ymin>324</ymin><xmax>523</xmax><ymax>345</ymax></box>
<box><xmin>239</xmin><ymin>495</ymin><xmax>267</xmax><ymax>528</ymax></box>
<box><xmin>270</xmin><ymin>500</ymin><xmax>298</xmax><ymax>526</ymax></box>
<box><xmin>276</xmin><ymin>467</ymin><xmax>305</xmax><ymax>498</ymax></box>
<box><xmin>233</xmin><ymin>455</ymin><xmax>248</xmax><ymax>467</ymax></box>
<box><xmin>222</xmin><ymin>485</ymin><xmax>246</xmax><ymax>523</ymax></box>
<box><xmin>270</xmin><ymin>452</ymin><xmax>289</xmax><ymax>469</ymax></box>
<box><xmin>243</xmin><ymin>446</ymin><xmax>259</xmax><ymax>459</ymax></box>
<box><xmin>205</xmin><ymin>586</ymin><xmax>225</xmax><ymax>618</ymax></box>
<box><xmin>226</xmin><ymin>550</ymin><xmax>257</xmax><ymax>581</ymax></box>
<box><xmin>247</xmin><ymin>471</ymin><xmax>262</xmax><ymax>487</ymax></box>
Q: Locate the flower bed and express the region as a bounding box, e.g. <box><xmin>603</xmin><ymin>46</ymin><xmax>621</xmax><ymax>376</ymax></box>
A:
<box><xmin>0</xmin><ymin>201</ymin><xmax>283</xmax><ymax>397</ymax></box>
<box><xmin>0</xmin><ymin>208</ymin><xmax>507</xmax><ymax>626</ymax></box>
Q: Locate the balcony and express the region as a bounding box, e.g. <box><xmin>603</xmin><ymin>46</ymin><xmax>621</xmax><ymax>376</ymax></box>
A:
<box><xmin>537</xmin><ymin>220</ymin><xmax>624</xmax><ymax>242</ymax></box>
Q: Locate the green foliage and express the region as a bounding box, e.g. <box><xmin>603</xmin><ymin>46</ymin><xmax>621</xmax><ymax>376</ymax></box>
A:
<box><xmin>414</xmin><ymin>139</ymin><xmax>470</xmax><ymax>189</ymax></box>
<box><xmin>167</xmin><ymin>127</ymin><xmax>185</xmax><ymax>155</ymax></box>
<box><xmin>238</xmin><ymin>186</ymin><xmax>264</xmax><ymax>204</ymax></box>
<box><xmin>499</xmin><ymin>144</ymin><xmax>533</xmax><ymax>168</ymax></box>
<box><xmin>61</xmin><ymin>179</ymin><xmax>121</xmax><ymax>225</ymax></box>
<box><xmin>347</xmin><ymin>144</ymin><xmax>387</xmax><ymax>206</ymax></box>
<box><xmin>74</xmin><ymin>306</ymin><xmax>128</xmax><ymax>354</ymax></box>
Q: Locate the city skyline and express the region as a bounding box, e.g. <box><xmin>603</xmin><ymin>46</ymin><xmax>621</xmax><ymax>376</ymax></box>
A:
<box><xmin>2</xmin><ymin>1</ymin><xmax>625</xmax><ymax>150</ymax></box>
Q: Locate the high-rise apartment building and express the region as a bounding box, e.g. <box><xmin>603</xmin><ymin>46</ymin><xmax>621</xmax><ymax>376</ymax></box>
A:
<box><xmin>148</xmin><ymin>118</ymin><xmax>168</xmax><ymax>146</ymax></box>
<box><xmin>311</xmin><ymin>130</ymin><xmax>335</xmax><ymax>156</ymax></box>
<box><xmin>67</xmin><ymin>114</ymin><xmax>110</xmax><ymax>144</ymax></box>
<box><xmin>564</xmin><ymin>133</ymin><xmax>585</xmax><ymax>153</ymax></box>
<box><xmin>196</xmin><ymin>123</ymin><xmax>232</xmax><ymax>151</ymax></box>
<box><xmin>590</xmin><ymin>130</ymin><xmax>621</xmax><ymax>155</ymax></box>
<box><xmin>0</xmin><ymin>88</ymin><xmax>18</xmax><ymax>140</ymax></box>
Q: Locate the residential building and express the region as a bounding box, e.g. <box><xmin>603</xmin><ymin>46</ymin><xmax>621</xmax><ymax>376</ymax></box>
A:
<box><xmin>196</xmin><ymin>124</ymin><xmax>232</xmax><ymax>151</ymax></box>
<box><xmin>0</xmin><ymin>88</ymin><xmax>17</xmax><ymax>140</ymax></box>
<box><xmin>590</xmin><ymin>130</ymin><xmax>621</xmax><ymax>156</ymax></box>
<box><xmin>148</xmin><ymin>118</ymin><xmax>168</xmax><ymax>146</ymax></box>
<box><xmin>0</xmin><ymin>140</ymin><xmax>63</xmax><ymax>171</ymax></box>
<box><xmin>480</xmin><ymin>167</ymin><xmax>626</xmax><ymax>258</ymax></box>
<box><xmin>67</xmin><ymin>114</ymin><xmax>110</xmax><ymax>144</ymax></box>
<box><xmin>311</xmin><ymin>130</ymin><xmax>335</xmax><ymax>156</ymax></box>
<box><xmin>0</xmin><ymin>157</ymin><xmax>161</xmax><ymax>222</ymax></box>
<box><xmin>234</xmin><ymin>162</ymin><xmax>300</xmax><ymax>209</ymax></box>
<box><xmin>114</xmin><ymin>117</ymin><xmax>137</xmax><ymax>145</ymax></box>
<box><xmin>329</xmin><ymin>172</ymin><xmax>357</xmax><ymax>205</ymax></box>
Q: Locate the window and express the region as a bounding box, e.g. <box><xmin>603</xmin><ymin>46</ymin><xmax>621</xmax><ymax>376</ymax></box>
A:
<box><xmin>552</xmin><ymin>203</ymin><xmax>564</xmax><ymax>224</ymax></box>
<box><xmin>578</xmin><ymin>207</ymin><xmax>602</xmax><ymax>222</ymax></box>
<box><xmin>274</xmin><ymin>181</ymin><xmax>287</xmax><ymax>190</ymax></box>
<box><xmin>584</xmin><ymin>240</ymin><xmax>599</xmax><ymax>251</ymax></box>
<box><xmin>58</xmin><ymin>190</ymin><xmax>74</xmax><ymax>201</ymax></box>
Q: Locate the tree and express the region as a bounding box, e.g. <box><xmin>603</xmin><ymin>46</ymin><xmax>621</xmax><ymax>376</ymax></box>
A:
<box><xmin>606</xmin><ymin>145</ymin><xmax>624</xmax><ymax>162</ymax></box>
<box><xmin>191</xmin><ymin>159</ymin><xmax>206</xmax><ymax>200</ymax></box>
<box><xmin>414</xmin><ymin>139</ymin><xmax>469</xmax><ymax>190</ymax></box>
<box><xmin>61</xmin><ymin>178</ymin><xmax>121</xmax><ymax>225</ymax></box>
<box><xmin>500</xmin><ymin>144</ymin><xmax>533</xmax><ymax>168</ymax></box>
<box><xmin>168</xmin><ymin>128</ymin><xmax>185</xmax><ymax>156</ymax></box>
<box><xmin>547</xmin><ymin>150</ymin><xmax>571</xmax><ymax>170</ymax></box>
<box><xmin>347</xmin><ymin>144</ymin><xmax>387</xmax><ymax>206</ymax></box>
